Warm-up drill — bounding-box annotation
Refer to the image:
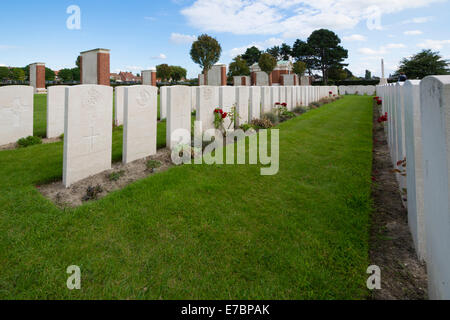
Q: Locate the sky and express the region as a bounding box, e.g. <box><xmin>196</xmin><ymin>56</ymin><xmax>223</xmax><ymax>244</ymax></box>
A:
<box><xmin>1</xmin><ymin>0</ymin><xmax>450</xmax><ymax>79</ymax></box>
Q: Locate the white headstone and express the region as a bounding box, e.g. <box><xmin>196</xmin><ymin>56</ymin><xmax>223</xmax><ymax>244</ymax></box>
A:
<box><xmin>196</xmin><ymin>86</ymin><xmax>219</xmax><ymax>132</ymax></box>
<box><xmin>279</xmin><ymin>86</ymin><xmax>286</xmax><ymax>103</ymax></box>
<box><xmin>219</xmin><ymin>86</ymin><xmax>236</xmax><ymax>129</ymax></box>
<box><xmin>420</xmin><ymin>76</ymin><xmax>450</xmax><ymax>299</ymax></box>
<box><xmin>285</xmin><ymin>86</ymin><xmax>293</xmax><ymax>110</ymax></box>
<box><xmin>235</xmin><ymin>86</ymin><xmax>249</xmax><ymax>127</ymax></box>
<box><xmin>114</xmin><ymin>86</ymin><xmax>124</xmax><ymax>126</ymax></box>
<box><xmin>191</xmin><ymin>87</ymin><xmax>197</xmax><ymax>112</ymax></box>
<box><xmin>0</xmin><ymin>86</ymin><xmax>33</xmax><ymax>145</ymax></box>
<box><xmin>270</xmin><ymin>87</ymin><xmax>279</xmax><ymax>111</ymax></box>
<box><xmin>261</xmin><ymin>86</ymin><xmax>272</xmax><ymax>115</ymax></box>
<box><xmin>167</xmin><ymin>86</ymin><xmax>192</xmax><ymax>149</ymax></box>
<box><xmin>403</xmin><ymin>80</ymin><xmax>425</xmax><ymax>261</ymax></box>
<box><xmin>160</xmin><ymin>86</ymin><xmax>168</xmax><ymax>120</ymax></box>
<box><xmin>63</xmin><ymin>85</ymin><xmax>113</xmax><ymax>187</ymax></box>
<box><xmin>123</xmin><ymin>85</ymin><xmax>158</xmax><ymax>164</ymax></box>
<box><xmin>47</xmin><ymin>86</ymin><xmax>69</xmax><ymax>138</ymax></box>
<box><xmin>249</xmin><ymin>87</ymin><xmax>261</xmax><ymax>121</ymax></box>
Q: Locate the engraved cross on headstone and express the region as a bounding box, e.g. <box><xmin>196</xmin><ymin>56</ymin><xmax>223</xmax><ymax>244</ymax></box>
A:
<box><xmin>83</xmin><ymin>126</ymin><xmax>100</xmax><ymax>152</ymax></box>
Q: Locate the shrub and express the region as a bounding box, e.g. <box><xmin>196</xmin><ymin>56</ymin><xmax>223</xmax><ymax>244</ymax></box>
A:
<box><xmin>309</xmin><ymin>102</ymin><xmax>321</xmax><ymax>109</ymax></box>
<box><xmin>109</xmin><ymin>170</ymin><xmax>125</xmax><ymax>182</ymax></box>
<box><xmin>147</xmin><ymin>160</ymin><xmax>162</xmax><ymax>171</ymax></box>
<box><xmin>240</xmin><ymin>123</ymin><xmax>253</xmax><ymax>132</ymax></box>
<box><xmin>17</xmin><ymin>136</ymin><xmax>42</xmax><ymax>148</ymax></box>
<box><xmin>251</xmin><ymin>118</ymin><xmax>274</xmax><ymax>129</ymax></box>
<box><xmin>82</xmin><ymin>185</ymin><xmax>103</xmax><ymax>202</ymax></box>
<box><xmin>293</xmin><ymin>106</ymin><xmax>309</xmax><ymax>114</ymax></box>
<box><xmin>263</xmin><ymin>112</ymin><xmax>279</xmax><ymax>125</ymax></box>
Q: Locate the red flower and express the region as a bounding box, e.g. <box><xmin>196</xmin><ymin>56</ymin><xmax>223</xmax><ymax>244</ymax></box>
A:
<box><xmin>374</xmin><ymin>96</ymin><xmax>379</xmax><ymax>100</ymax></box>
<box><xmin>377</xmin><ymin>100</ymin><xmax>382</xmax><ymax>105</ymax></box>
<box><xmin>222</xmin><ymin>112</ymin><xmax>228</xmax><ymax>119</ymax></box>
<box><xmin>282</xmin><ymin>103</ymin><xmax>287</xmax><ymax>107</ymax></box>
<box><xmin>329</xmin><ymin>91</ymin><xmax>332</xmax><ymax>95</ymax></box>
<box><xmin>275</xmin><ymin>102</ymin><xmax>281</xmax><ymax>105</ymax></box>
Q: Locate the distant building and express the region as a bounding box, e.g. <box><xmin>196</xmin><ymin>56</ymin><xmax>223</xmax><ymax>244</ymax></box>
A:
<box><xmin>110</xmin><ymin>72</ymin><xmax>141</xmax><ymax>83</ymax></box>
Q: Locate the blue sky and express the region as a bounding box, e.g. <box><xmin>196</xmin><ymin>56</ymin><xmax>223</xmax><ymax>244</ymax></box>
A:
<box><xmin>1</xmin><ymin>0</ymin><xmax>449</xmax><ymax>78</ymax></box>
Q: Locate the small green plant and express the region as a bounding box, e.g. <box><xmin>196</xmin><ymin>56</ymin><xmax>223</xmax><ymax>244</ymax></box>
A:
<box><xmin>109</xmin><ymin>170</ymin><xmax>125</xmax><ymax>182</ymax></box>
<box><xmin>17</xmin><ymin>136</ymin><xmax>42</xmax><ymax>148</ymax></box>
<box><xmin>251</xmin><ymin>118</ymin><xmax>274</xmax><ymax>129</ymax></box>
<box><xmin>240</xmin><ymin>123</ymin><xmax>253</xmax><ymax>132</ymax></box>
<box><xmin>59</xmin><ymin>133</ymin><xmax>64</xmax><ymax>140</ymax></box>
<box><xmin>147</xmin><ymin>160</ymin><xmax>162</xmax><ymax>171</ymax></box>
<box><xmin>82</xmin><ymin>185</ymin><xmax>103</xmax><ymax>202</ymax></box>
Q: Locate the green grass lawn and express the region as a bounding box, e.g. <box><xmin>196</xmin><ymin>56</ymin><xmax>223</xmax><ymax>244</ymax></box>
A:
<box><xmin>0</xmin><ymin>95</ymin><xmax>373</xmax><ymax>299</ymax></box>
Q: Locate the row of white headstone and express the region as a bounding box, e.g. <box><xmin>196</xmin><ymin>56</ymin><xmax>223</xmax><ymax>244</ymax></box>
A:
<box><xmin>0</xmin><ymin>84</ymin><xmax>337</xmax><ymax>187</ymax></box>
<box><xmin>338</xmin><ymin>85</ymin><xmax>376</xmax><ymax>96</ymax></box>
<box><xmin>377</xmin><ymin>76</ymin><xmax>450</xmax><ymax>300</ymax></box>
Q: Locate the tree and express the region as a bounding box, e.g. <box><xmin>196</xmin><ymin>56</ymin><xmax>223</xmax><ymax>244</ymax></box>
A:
<box><xmin>0</xmin><ymin>67</ymin><xmax>9</xmax><ymax>81</ymax></box>
<box><xmin>328</xmin><ymin>67</ymin><xmax>348</xmax><ymax>81</ymax></box>
<box><xmin>291</xmin><ymin>39</ymin><xmax>316</xmax><ymax>75</ymax></box>
<box><xmin>365</xmin><ymin>70</ymin><xmax>372</xmax><ymax>80</ymax></box>
<box><xmin>58</xmin><ymin>68</ymin><xmax>74</xmax><ymax>82</ymax></box>
<box><xmin>156</xmin><ymin>64</ymin><xmax>172</xmax><ymax>82</ymax></box>
<box><xmin>396</xmin><ymin>49</ymin><xmax>450</xmax><ymax>79</ymax></box>
<box><xmin>190</xmin><ymin>34</ymin><xmax>222</xmax><ymax>79</ymax></box>
<box><xmin>11</xmin><ymin>68</ymin><xmax>25</xmax><ymax>81</ymax></box>
<box><xmin>280</xmin><ymin>43</ymin><xmax>292</xmax><ymax>61</ymax></box>
<box><xmin>293</xmin><ymin>61</ymin><xmax>307</xmax><ymax>76</ymax></box>
<box><xmin>241</xmin><ymin>46</ymin><xmax>262</xmax><ymax>66</ymax></box>
<box><xmin>170</xmin><ymin>66</ymin><xmax>187</xmax><ymax>83</ymax></box>
<box><xmin>307</xmin><ymin>29</ymin><xmax>348</xmax><ymax>84</ymax></box>
<box><xmin>46</xmin><ymin>68</ymin><xmax>55</xmax><ymax>81</ymax></box>
<box><xmin>266</xmin><ymin>46</ymin><xmax>281</xmax><ymax>60</ymax></box>
<box><xmin>76</xmin><ymin>56</ymin><xmax>81</xmax><ymax>68</ymax></box>
<box><xmin>71</xmin><ymin>67</ymin><xmax>80</xmax><ymax>82</ymax></box>
<box><xmin>228</xmin><ymin>56</ymin><xmax>250</xmax><ymax>78</ymax></box>
<box><xmin>258</xmin><ymin>53</ymin><xmax>277</xmax><ymax>85</ymax></box>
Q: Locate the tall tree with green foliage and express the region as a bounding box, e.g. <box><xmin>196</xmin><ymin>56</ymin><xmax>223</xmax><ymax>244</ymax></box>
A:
<box><xmin>58</xmin><ymin>69</ymin><xmax>74</xmax><ymax>82</ymax></box>
<box><xmin>293</xmin><ymin>61</ymin><xmax>307</xmax><ymax>77</ymax></box>
<box><xmin>396</xmin><ymin>49</ymin><xmax>450</xmax><ymax>79</ymax></box>
<box><xmin>0</xmin><ymin>67</ymin><xmax>9</xmax><ymax>81</ymax></box>
<box><xmin>45</xmin><ymin>68</ymin><xmax>55</xmax><ymax>81</ymax></box>
<box><xmin>291</xmin><ymin>39</ymin><xmax>316</xmax><ymax>75</ymax></box>
<box><xmin>241</xmin><ymin>46</ymin><xmax>262</xmax><ymax>66</ymax></box>
<box><xmin>306</xmin><ymin>29</ymin><xmax>348</xmax><ymax>84</ymax></box>
<box><xmin>365</xmin><ymin>70</ymin><xmax>372</xmax><ymax>80</ymax></box>
<box><xmin>280</xmin><ymin>43</ymin><xmax>292</xmax><ymax>61</ymax></box>
<box><xmin>170</xmin><ymin>66</ymin><xmax>187</xmax><ymax>83</ymax></box>
<box><xmin>258</xmin><ymin>53</ymin><xmax>277</xmax><ymax>85</ymax></box>
<box><xmin>11</xmin><ymin>68</ymin><xmax>25</xmax><ymax>81</ymax></box>
<box><xmin>71</xmin><ymin>68</ymin><xmax>80</xmax><ymax>82</ymax></box>
<box><xmin>266</xmin><ymin>46</ymin><xmax>281</xmax><ymax>60</ymax></box>
<box><xmin>228</xmin><ymin>56</ymin><xmax>250</xmax><ymax>78</ymax></box>
<box><xmin>190</xmin><ymin>34</ymin><xmax>222</xmax><ymax>80</ymax></box>
<box><xmin>156</xmin><ymin>64</ymin><xmax>172</xmax><ymax>82</ymax></box>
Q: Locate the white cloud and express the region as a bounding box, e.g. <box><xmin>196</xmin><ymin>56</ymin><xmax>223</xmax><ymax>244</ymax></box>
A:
<box><xmin>125</xmin><ymin>66</ymin><xmax>143</xmax><ymax>71</ymax></box>
<box><xmin>402</xmin><ymin>16</ymin><xmax>434</xmax><ymax>24</ymax></box>
<box><xmin>358</xmin><ymin>43</ymin><xmax>405</xmax><ymax>55</ymax></box>
<box><xmin>343</xmin><ymin>34</ymin><xmax>367</xmax><ymax>42</ymax></box>
<box><xmin>170</xmin><ymin>33</ymin><xmax>197</xmax><ymax>44</ymax></box>
<box><xmin>181</xmin><ymin>0</ymin><xmax>443</xmax><ymax>38</ymax></box>
<box><xmin>0</xmin><ymin>45</ymin><xmax>19</xmax><ymax>50</ymax></box>
<box><xmin>151</xmin><ymin>53</ymin><xmax>167</xmax><ymax>60</ymax></box>
<box><xmin>417</xmin><ymin>39</ymin><xmax>450</xmax><ymax>50</ymax></box>
<box><xmin>404</xmin><ymin>30</ymin><xmax>423</xmax><ymax>35</ymax></box>
<box><xmin>0</xmin><ymin>63</ymin><xmax>6</xmax><ymax>67</ymax></box>
<box><xmin>228</xmin><ymin>37</ymin><xmax>284</xmax><ymax>57</ymax></box>
<box><xmin>144</xmin><ymin>16</ymin><xmax>156</xmax><ymax>21</ymax></box>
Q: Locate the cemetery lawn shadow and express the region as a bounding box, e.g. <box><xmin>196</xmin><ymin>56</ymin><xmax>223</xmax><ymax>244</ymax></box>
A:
<box><xmin>0</xmin><ymin>96</ymin><xmax>373</xmax><ymax>300</ymax></box>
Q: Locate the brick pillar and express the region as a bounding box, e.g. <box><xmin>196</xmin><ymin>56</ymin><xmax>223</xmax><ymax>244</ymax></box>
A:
<box><xmin>29</xmin><ymin>63</ymin><xmax>47</xmax><ymax>93</ymax></box>
<box><xmin>221</xmin><ymin>65</ymin><xmax>227</xmax><ymax>86</ymax></box>
<box><xmin>242</xmin><ymin>77</ymin><xmax>246</xmax><ymax>86</ymax></box>
<box><xmin>294</xmin><ymin>75</ymin><xmax>297</xmax><ymax>86</ymax></box>
<box><xmin>280</xmin><ymin>75</ymin><xmax>285</xmax><ymax>86</ymax></box>
<box><xmin>80</xmin><ymin>48</ymin><xmax>111</xmax><ymax>86</ymax></box>
<box><xmin>251</xmin><ymin>72</ymin><xmax>256</xmax><ymax>86</ymax></box>
<box><xmin>269</xmin><ymin>73</ymin><xmax>273</xmax><ymax>86</ymax></box>
<box><xmin>142</xmin><ymin>69</ymin><xmax>157</xmax><ymax>86</ymax></box>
